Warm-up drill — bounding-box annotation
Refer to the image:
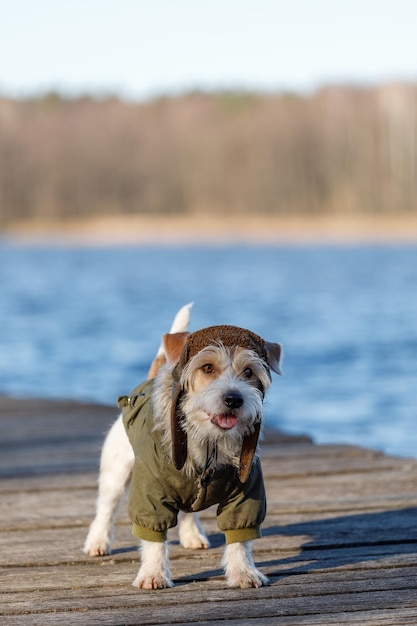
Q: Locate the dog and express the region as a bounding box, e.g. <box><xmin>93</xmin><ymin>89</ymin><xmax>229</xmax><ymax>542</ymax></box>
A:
<box><xmin>84</xmin><ymin>304</ymin><xmax>282</xmax><ymax>589</ymax></box>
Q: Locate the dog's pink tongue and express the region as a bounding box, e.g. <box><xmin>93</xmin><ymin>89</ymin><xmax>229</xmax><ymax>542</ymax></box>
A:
<box><xmin>213</xmin><ymin>414</ymin><xmax>238</xmax><ymax>429</ymax></box>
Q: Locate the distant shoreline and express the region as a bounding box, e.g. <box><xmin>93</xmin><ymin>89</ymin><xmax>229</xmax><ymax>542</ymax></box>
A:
<box><xmin>3</xmin><ymin>214</ymin><xmax>417</xmax><ymax>246</ymax></box>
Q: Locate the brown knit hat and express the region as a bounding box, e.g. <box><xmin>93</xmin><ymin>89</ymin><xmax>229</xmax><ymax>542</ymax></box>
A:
<box><xmin>168</xmin><ymin>325</ymin><xmax>282</xmax><ymax>483</ymax></box>
<box><xmin>177</xmin><ymin>325</ymin><xmax>271</xmax><ymax>371</ymax></box>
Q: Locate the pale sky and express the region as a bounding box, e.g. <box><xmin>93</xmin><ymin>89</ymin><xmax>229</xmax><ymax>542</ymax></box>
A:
<box><xmin>1</xmin><ymin>0</ymin><xmax>417</xmax><ymax>100</ymax></box>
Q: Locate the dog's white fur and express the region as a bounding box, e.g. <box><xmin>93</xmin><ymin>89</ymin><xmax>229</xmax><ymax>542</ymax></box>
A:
<box><xmin>84</xmin><ymin>304</ymin><xmax>280</xmax><ymax>589</ymax></box>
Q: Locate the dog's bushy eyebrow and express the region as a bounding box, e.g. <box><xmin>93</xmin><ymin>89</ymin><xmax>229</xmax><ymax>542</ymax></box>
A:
<box><xmin>180</xmin><ymin>345</ymin><xmax>231</xmax><ymax>387</ymax></box>
<box><xmin>231</xmin><ymin>348</ymin><xmax>271</xmax><ymax>388</ymax></box>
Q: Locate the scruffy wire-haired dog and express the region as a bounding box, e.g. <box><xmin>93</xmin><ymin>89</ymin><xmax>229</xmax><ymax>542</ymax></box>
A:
<box><xmin>84</xmin><ymin>304</ymin><xmax>282</xmax><ymax>589</ymax></box>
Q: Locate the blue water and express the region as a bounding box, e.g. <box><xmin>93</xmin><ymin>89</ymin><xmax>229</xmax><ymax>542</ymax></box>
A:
<box><xmin>1</xmin><ymin>240</ymin><xmax>416</xmax><ymax>458</ymax></box>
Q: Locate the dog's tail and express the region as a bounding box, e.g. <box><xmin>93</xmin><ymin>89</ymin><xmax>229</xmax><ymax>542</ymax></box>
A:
<box><xmin>147</xmin><ymin>302</ymin><xmax>193</xmax><ymax>379</ymax></box>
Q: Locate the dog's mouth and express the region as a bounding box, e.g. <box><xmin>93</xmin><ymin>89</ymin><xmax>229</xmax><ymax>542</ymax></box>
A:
<box><xmin>210</xmin><ymin>413</ymin><xmax>238</xmax><ymax>430</ymax></box>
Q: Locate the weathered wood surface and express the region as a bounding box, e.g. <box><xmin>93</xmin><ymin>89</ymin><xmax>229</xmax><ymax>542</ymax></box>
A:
<box><xmin>1</xmin><ymin>396</ymin><xmax>417</xmax><ymax>625</ymax></box>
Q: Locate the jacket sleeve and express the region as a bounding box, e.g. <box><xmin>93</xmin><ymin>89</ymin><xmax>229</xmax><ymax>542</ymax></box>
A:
<box><xmin>128</xmin><ymin>456</ymin><xmax>179</xmax><ymax>542</ymax></box>
<box><xmin>216</xmin><ymin>456</ymin><xmax>266</xmax><ymax>544</ymax></box>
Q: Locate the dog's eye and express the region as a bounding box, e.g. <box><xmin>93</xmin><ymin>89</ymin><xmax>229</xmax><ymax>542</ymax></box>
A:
<box><xmin>243</xmin><ymin>367</ymin><xmax>253</xmax><ymax>378</ymax></box>
<box><xmin>201</xmin><ymin>363</ymin><xmax>215</xmax><ymax>374</ymax></box>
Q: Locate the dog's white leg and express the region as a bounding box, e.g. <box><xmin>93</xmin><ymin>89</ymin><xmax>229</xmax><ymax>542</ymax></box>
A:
<box><xmin>178</xmin><ymin>512</ymin><xmax>210</xmax><ymax>550</ymax></box>
<box><xmin>83</xmin><ymin>415</ymin><xmax>134</xmax><ymax>556</ymax></box>
<box><xmin>132</xmin><ymin>540</ymin><xmax>173</xmax><ymax>589</ymax></box>
<box><xmin>222</xmin><ymin>541</ymin><xmax>268</xmax><ymax>589</ymax></box>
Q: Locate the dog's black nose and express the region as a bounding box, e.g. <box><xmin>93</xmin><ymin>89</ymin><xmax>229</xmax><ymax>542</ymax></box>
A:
<box><xmin>223</xmin><ymin>392</ymin><xmax>244</xmax><ymax>410</ymax></box>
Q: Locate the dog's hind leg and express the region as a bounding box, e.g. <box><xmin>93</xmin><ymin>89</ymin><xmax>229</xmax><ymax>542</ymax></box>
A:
<box><xmin>83</xmin><ymin>415</ymin><xmax>134</xmax><ymax>556</ymax></box>
<box><xmin>178</xmin><ymin>512</ymin><xmax>210</xmax><ymax>549</ymax></box>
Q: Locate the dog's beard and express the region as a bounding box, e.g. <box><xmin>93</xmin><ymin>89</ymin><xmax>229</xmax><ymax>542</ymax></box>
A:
<box><xmin>179</xmin><ymin>375</ymin><xmax>264</xmax><ymax>469</ymax></box>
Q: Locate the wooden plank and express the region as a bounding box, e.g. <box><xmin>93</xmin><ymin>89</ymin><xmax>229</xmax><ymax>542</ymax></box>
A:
<box><xmin>265</xmin><ymin>471</ymin><xmax>417</xmax><ymax>505</ymax></box>
<box><xmin>4</xmin><ymin>608</ymin><xmax>417</xmax><ymax>626</ymax></box>
<box><xmin>261</xmin><ymin>448</ymin><xmax>416</xmax><ymax>477</ymax></box>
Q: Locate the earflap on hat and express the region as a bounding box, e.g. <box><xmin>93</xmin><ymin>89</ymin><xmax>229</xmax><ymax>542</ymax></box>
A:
<box><xmin>171</xmin><ymin>383</ymin><xmax>188</xmax><ymax>470</ymax></box>
<box><xmin>163</xmin><ymin>331</ymin><xmax>190</xmax><ymax>470</ymax></box>
<box><xmin>237</xmin><ymin>339</ymin><xmax>281</xmax><ymax>482</ymax></box>
<box><xmin>163</xmin><ymin>332</ymin><xmax>190</xmax><ymax>367</ymax></box>
<box><xmin>239</xmin><ymin>420</ymin><xmax>261</xmax><ymax>483</ymax></box>
<box><xmin>264</xmin><ymin>341</ymin><xmax>283</xmax><ymax>375</ymax></box>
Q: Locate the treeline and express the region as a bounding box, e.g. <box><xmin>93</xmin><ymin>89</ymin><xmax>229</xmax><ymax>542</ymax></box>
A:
<box><xmin>1</xmin><ymin>84</ymin><xmax>416</xmax><ymax>223</ymax></box>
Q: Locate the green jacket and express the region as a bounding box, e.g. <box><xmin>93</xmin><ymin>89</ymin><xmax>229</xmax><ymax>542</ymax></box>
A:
<box><xmin>119</xmin><ymin>379</ymin><xmax>266</xmax><ymax>544</ymax></box>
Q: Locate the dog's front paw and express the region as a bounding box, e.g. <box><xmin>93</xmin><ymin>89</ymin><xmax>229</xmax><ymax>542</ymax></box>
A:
<box><xmin>223</xmin><ymin>542</ymin><xmax>269</xmax><ymax>589</ymax></box>
<box><xmin>132</xmin><ymin>570</ymin><xmax>174</xmax><ymax>590</ymax></box>
<box><xmin>135</xmin><ymin>540</ymin><xmax>173</xmax><ymax>589</ymax></box>
<box><xmin>228</xmin><ymin>568</ymin><xmax>269</xmax><ymax>589</ymax></box>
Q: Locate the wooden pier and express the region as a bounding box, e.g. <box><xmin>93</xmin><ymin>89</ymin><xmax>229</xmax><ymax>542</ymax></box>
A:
<box><xmin>1</xmin><ymin>396</ymin><xmax>417</xmax><ymax>625</ymax></box>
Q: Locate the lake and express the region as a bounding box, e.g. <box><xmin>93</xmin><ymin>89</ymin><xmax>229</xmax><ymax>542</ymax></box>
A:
<box><xmin>1</xmin><ymin>240</ymin><xmax>416</xmax><ymax>458</ymax></box>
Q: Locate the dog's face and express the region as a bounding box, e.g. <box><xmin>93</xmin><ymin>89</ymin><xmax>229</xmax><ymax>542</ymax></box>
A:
<box><xmin>160</xmin><ymin>328</ymin><xmax>282</xmax><ymax>475</ymax></box>
<box><xmin>180</xmin><ymin>343</ymin><xmax>271</xmax><ymax>446</ymax></box>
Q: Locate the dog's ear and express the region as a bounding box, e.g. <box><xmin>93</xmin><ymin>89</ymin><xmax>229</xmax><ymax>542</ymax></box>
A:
<box><xmin>265</xmin><ymin>341</ymin><xmax>283</xmax><ymax>375</ymax></box>
<box><xmin>163</xmin><ymin>332</ymin><xmax>190</xmax><ymax>366</ymax></box>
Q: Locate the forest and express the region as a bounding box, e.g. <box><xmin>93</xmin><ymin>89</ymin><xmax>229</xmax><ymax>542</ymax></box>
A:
<box><xmin>0</xmin><ymin>83</ymin><xmax>416</xmax><ymax>224</ymax></box>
